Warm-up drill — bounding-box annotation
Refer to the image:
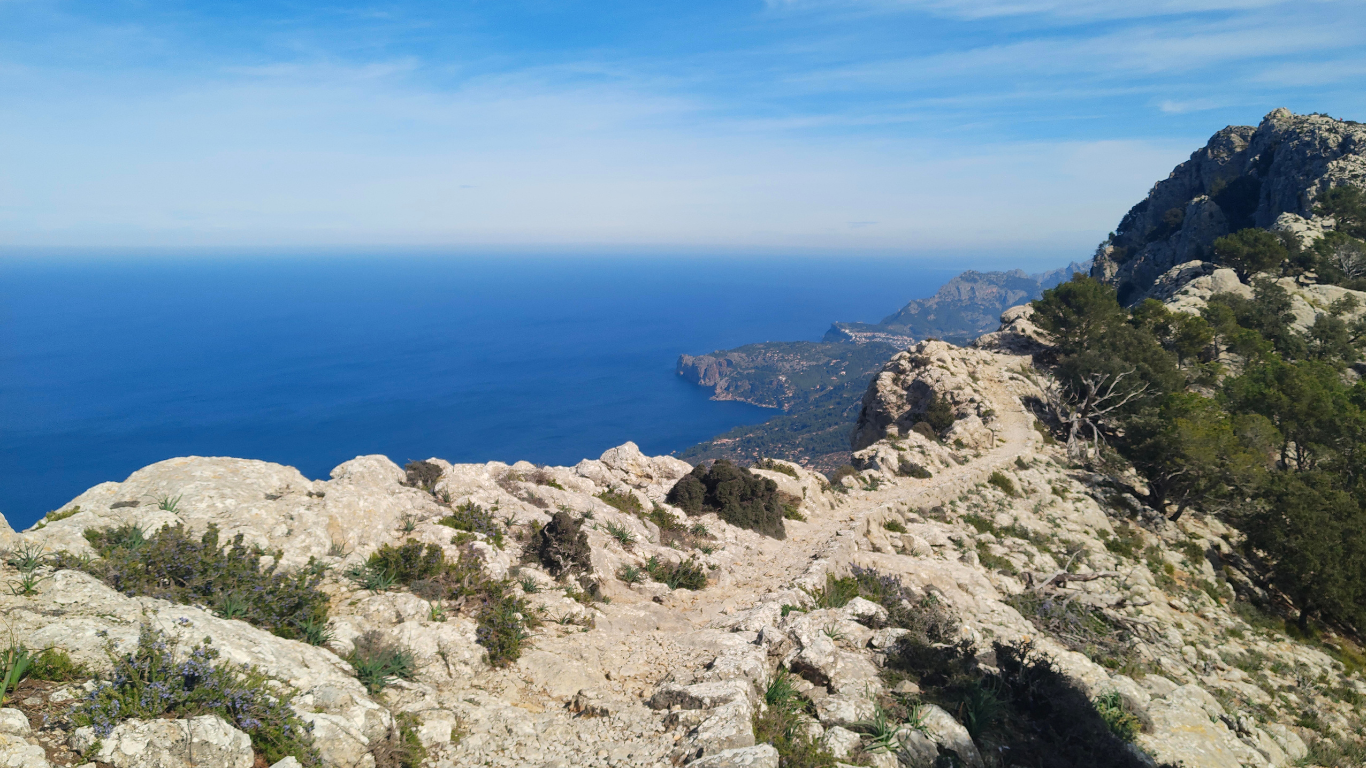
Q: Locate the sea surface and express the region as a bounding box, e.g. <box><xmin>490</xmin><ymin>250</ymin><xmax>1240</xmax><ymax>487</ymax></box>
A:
<box><xmin>0</xmin><ymin>253</ymin><xmax>962</xmax><ymax>529</ymax></box>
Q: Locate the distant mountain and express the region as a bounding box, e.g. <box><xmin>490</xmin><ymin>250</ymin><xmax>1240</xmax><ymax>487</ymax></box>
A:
<box><xmin>823</xmin><ymin>262</ymin><xmax>1089</xmax><ymax>346</ymax></box>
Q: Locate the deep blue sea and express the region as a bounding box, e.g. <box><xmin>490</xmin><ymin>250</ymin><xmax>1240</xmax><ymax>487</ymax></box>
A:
<box><xmin>0</xmin><ymin>253</ymin><xmax>964</xmax><ymax>530</ymax></box>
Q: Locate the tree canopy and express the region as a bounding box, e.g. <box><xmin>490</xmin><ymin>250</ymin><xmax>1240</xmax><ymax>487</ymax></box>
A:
<box><xmin>1031</xmin><ymin>268</ymin><xmax>1366</xmax><ymax>632</ymax></box>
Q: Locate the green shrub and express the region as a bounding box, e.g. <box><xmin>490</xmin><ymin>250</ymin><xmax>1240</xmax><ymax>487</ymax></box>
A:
<box><xmin>897</xmin><ymin>459</ymin><xmax>932</xmax><ymax>479</ymax></box>
<box><xmin>754</xmin><ymin>458</ymin><xmax>799</xmax><ymax>478</ymax></box>
<box><xmin>666</xmin><ymin>460</ymin><xmax>786</xmax><ymax>539</ymax></box>
<box><xmin>475</xmin><ymin>584</ymin><xmax>534</xmax><ymax>667</ymax></box>
<box><xmin>806</xmin><ymin>573</ymin><xmax>860</xmax><ymax>609</ymax></box>
<box><xmin>437</xmin><ymin>502</ymin><xmax>505</xmax><ymax>548</ymax></box>
<box><xmin>987</xmin><ymin>471</ymin><xmax>1018</xmax><ymax>497</ymax></box>
<box><xmin>1094</xmin><ymin>691</ymin><xmax>1142</xmax><ymax>742</ymax></box>
<box><xmin>68</xmin><ymin>524</ymin><xmax>329</xmax><ymax>643</ymax></box>
<box><xmin>596</xmin><ymin>489</ymin><xmax>643</xmax><ymax>515</ymax></box>
<box><xmin>403</xmin><ymin>460</ymin><xmax>443</xmax><ymax>492</ymax></box>
<box><xmin>31</xmin><ymin>648</ymin><xmax>87</xmax><ymax>682</ymax></box>
<box><xmin>526</xmin><ymin>511</ymin><xmax>592</xmax><ymax>578</ymax></box>
<box><xmin>1180</xmin><ymin>539</ymin><xmax>1206</xmax><ymax>565</ymax></box>
<box><xmin>347</xmin><ymin>630</ymin><xmax>415</xmax><ymax>695</ymax></box>
<box><xmin>976</xmin><ymin>542</ymin><xmax>1018</xmax><ymax>575</ymax></box>
<box><xmin>644</xmin><ymin>556</ymin><xmax>707</xmax><ymax>590</ymax></box>
<box><xmin>1103</xmin><ymin>525</ymin><xmax>1144</xmax><ymax>559</ymax></box>
<box><xmin>616</xmin><ymin>564</ymin><xmax>644</xmax><ymax>584</ymax></box>
<box><xmin>922</xmin><ymin>393</ymin><xmax>957</xmax><ymax>434</ymax></box>
<box><xmin>32</xmin><ymin>506</ymin><xmax>80</xmax><ymax>530</ymax></box>
<box><xmin>882</xmin><ymin>519</ymin><xmax>907</xmax><ymax>534</ymax></box>
<box><xmin>366</xmin><ymin>541</ymin><xmax>446</xmax><ymax>586</ymax></box>
<box><xmin>70</xmin><ymin>625</ymin><xmax>318</xmax><ymax>766</ymax></box>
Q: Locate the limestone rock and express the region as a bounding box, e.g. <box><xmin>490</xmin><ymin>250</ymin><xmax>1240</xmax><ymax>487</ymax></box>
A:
<box><xmin>821</xmin><ymin>725</ymin><xmax>862</xmax><ymax>758</ymax></box>
<box><xmin>920</xmin><ymin>704</ymin><xmax>984</xmax><ymax>768</ymax></box>
<box><xmin>0</xmin><ymin>708</ymin><xmax>48</xmax><ymax>768</ymax></box>
<box><xmin>70</xmin><ymin>716</ymin><xmax>253</xmax><ymax>768</ymax></box>
<box><xmin>687</xmin><ymin>744</ymin><xmax>779</xmax><ymax>768</ymax></box>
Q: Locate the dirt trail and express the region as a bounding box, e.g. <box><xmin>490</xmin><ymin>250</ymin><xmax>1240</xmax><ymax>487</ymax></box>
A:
<box><xmin>534</xmin><ymin>349</ymin><xmax>1041</xmax><ymax>700</ymax></box>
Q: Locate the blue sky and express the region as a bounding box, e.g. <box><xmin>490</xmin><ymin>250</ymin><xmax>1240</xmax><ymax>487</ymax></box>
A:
<box><xmin>1</xmin><ymin>0</ymin><xmax>1363</xmax><ymax>254</ymax></box>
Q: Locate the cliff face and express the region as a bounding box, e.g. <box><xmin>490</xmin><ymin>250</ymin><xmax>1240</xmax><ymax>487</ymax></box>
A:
<box><xmin>1092</xmin><ymin>108</ymin><xmax>1366</xmax><ymax>303</ymax></box>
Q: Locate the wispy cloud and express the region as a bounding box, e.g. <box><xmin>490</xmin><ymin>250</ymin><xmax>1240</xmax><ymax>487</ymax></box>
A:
<box><xmin>1158</xmin><ymin>98</ymin><xmax>1226</xmax><ymax>114</ymax></box>
<box><xmin>768</xmin><ymin>0</ymin><xmax>1296</xmax><ymax>21</ymax></box>
<box><xmin>0</xmin><ymin>0</ymin><xmax>1362</xmax><ymax>249</ymax></box>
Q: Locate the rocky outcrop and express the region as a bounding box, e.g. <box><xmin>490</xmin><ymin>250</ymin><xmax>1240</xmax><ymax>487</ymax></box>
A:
<box><xmin>849</xmin><ymin>340</ymin><xmax>1010</xmax><ymax>452</ymax></box>
<box><xmin>70</xmin><ymin>716</ymin><xmax>254</xmax><ymax>768</ymax></box>
<box><xmin>1092</xmin><ymin>109</ymin><xmax>1366</xmax><ymax>303</ymax></box>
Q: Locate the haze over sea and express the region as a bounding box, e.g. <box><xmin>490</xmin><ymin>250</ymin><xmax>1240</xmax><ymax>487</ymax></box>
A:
<box><xmin>0</xmin><ymin>252</ymin><xmax>996</xmax><ymax>529</ymax></box>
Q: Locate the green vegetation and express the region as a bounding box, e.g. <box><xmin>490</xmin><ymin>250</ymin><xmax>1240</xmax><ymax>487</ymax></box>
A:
<box><xmin>800</xmin><ymin>566</ymin><xmax>1153</xmax><ymax>767</ymax></box>
<box><xmin>526</xmin><ymin>511</ymin><xmax>592</xmax><ymax>578</ymax></box>
<box><xmin>1007</xmin><ymin>592</ymin><xmax>1144</xmax><ymax>673</ymax></box>
<box><xmin>752</xmin><ymin>669</ymin><xmax>836</xmax><ymax>768</ymax></box>
<box><xmin>347</xmin><ymin>630</ymin><xmax>416</xmax><ymax>694</ymax></box>
<box><xmin>32</xmin><ymin>506</ymin><xmax>80</xmax><ymax>530</ymax></box>
<box><xmin>643</xmin><ymin>555</ymin><xmax>707</xmax><ymax>590</ymax></box>
<box><xmin>595</xmin><ymin>489</ymin><xmax>643</xmax><ymax>515</ymax></box>
<box><xmin>603</xmin><ymin>521</ymin><xmax>636</xmax><ymax>548</ymax></box>
<box><xmin>987</xmin><ymin>471</ymin><xmax>1018</xmax><ymax>497</ymax></box>
<box><xmin>1032</xmin><ymin>270</ymin><xmax>1366</xmax><ymax>632</ymax></box>
<box><xmin>65</xmin><ymin>523</ymin><xmax>330</xmax><ymax>644</ymax></box>
<box><xmin>616</xmin><ymin>564</ymin><xmax>644</xmax><ymax>584</ymax></box>
<box><xmin>350</xmin><ymin>540</ymin><xmax>539</xmax><ymax>668</ymax></box>
<box><xmin>70</xmin><ymin>625</ymin><xmax>319</xmax><ymax>766</ymax></box>
<box><xmin>666</xmin><ymin>460</ymin><xmax>787</xmax><ymax>538</ymax></box>
<box><xmin>437</xmin><ymin>502</ymin><xmax>505</xmax><ymax>548</ymax></box>
<box><xmin>363</xmin><ymin>541</ymin><xmax>446</xmax><ymax>586</ymax></box>
<box><xmin>921</xmin><ymin>392</ymin><xmax>957</xmax><ymax>435</ymax></box>
<box><xmin>1093</xmin><ymin>691</ymin><xmax>1142</xmax><ymax>742</ymax></box>
<box><xmin>897</xmin><ymin>459</ymin><xmax>932</xmax><ymax>479</ymax></box>
<box><xmin>374</xmin><ymin>712</ymin><xmax>427</xmax><ymax>768</ymax></box>
<box><xmin>403</xmin><ymin>460</ymin><xmax>443</xmax><ymax>492</ymax></box>
<box><xmin>755</xmin><ymin>458</ymin><xmax>799</xmax><ymax>478</ymax></box>
<box><xmin>1211</xmin><ymin>228</ymin><xmax>1288</xmax><ymax>281</ymax></box>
